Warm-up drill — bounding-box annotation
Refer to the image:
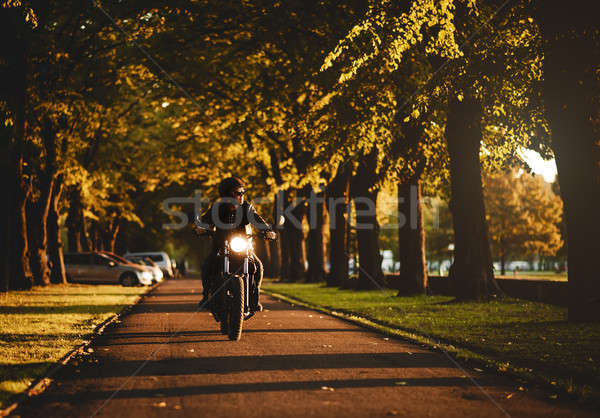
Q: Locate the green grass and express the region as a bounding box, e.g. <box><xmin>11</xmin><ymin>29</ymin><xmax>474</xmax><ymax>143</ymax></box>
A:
<box><xmin>263</xmin><ymin>282</ymin><xmax>600</xmax><ymax>402</ymax></box>
<box><xmin>496</xmin><ymin>271</ymin><xmax>568</xmax><ymax>281</ymax></box>
<box><xmin>0</xmin><ymin>284</ymin><xmax>147</xmax><ymax>408</ymax></box>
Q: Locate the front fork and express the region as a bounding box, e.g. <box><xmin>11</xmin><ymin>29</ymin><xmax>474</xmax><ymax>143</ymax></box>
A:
<box><xmin>223</xmin><ymin>241</ymin><xmax>250</xmax><ymax>314</ymax></box>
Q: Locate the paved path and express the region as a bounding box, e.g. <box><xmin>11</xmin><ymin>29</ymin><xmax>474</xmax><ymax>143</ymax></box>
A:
<box><xmin>14</xmin><ymin>279</ymin><xmax>594</xmax><ymax>417</ymax></box>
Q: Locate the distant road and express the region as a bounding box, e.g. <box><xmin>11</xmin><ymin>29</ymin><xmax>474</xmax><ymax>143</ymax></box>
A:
<box><xmin>15</xmin><ymin>278</ymin><xmax>592</xmax><ymax>417</ymax></box>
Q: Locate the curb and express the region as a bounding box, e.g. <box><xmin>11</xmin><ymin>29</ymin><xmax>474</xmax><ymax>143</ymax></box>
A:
<box><xmin>262</xmin><ymin>288</ymin><xmax>597</xmax><ymax>407</ymax></box>
<box><xmin>0</xmin><ymin>282</ymin><xmax>161</xmax><ymax>417</ymax></box>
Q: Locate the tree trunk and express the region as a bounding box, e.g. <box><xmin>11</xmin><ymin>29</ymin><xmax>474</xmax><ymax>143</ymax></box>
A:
<box><xmin>102</xmin><ymin>213</ymin><xmax>121</xmax><ymax>253</ymax></box>
<box><xmin>284</xmin><ymin>188</ymin><xmax>307</xmax><ymax>282</ymax></box>
<box><xmin>352</xmin><ymin>151</ymin><xmax>384</xmax><ymax>290</ymax></box>
<box><xmin>397</xmin><ymin>176</ymin><xmax>428</xmax><ymax>295</ymax></box>
<box><xmin>29</xmin><ymin>118</ymin><xmax>58</xmax><ymax>287</ymax></box>
<box><xmin>500</xmin><ymin>252</ymin><xmax>506</xmax><ymax>276</ymax></box>
<box><xmin>89</xmin><ymin>221</ymin><xmax>103</xmax><ymax>252</ymax></box>
<box><xmin>306</xmin><ymin>187</ymin><xmax>326</xmax><ymax>282</ymax></box>
<box><xmin>254</xmin><ymin>235</ymin><xmax>272</xmax><ymax>276</ymax></box>
<box><xmin>536</xmin><ymin>2</ymin><xmax>600</xmax><ymax>321</ymax></box>
<box><xmin>66</xmin><ymin>187</ymin><xmax>88</xmax><ymax>252</ymax></box>
<box><xmin>269</xmin><ymin>193</ymin><xmax>282</xmax><ymax>278</ymax></box>
<box><xmin>445</xmin><ymin>96</ymin><xmax>502</xmax><ymax>300</ymax></box>
<box><xmin>275</xmin><ymin>190</ymin><xmax>291</xmax><ymax>281</ymax></box>
<box><xmin>326</xmin><ymin>166</ymin><xmax>351</xmax><ymax>287</ymax></box>
<box><xmin>1</xmin><ymin>126</ymin><xmax>9</xmax><ymax>291</ymax></box>
<box><xmin>8</xmin><ymin>26</ymin><xmax>33</xmax><ymax>290</ymax></box>
<box><xmin>28</xmin><ymin>191</ymin><xmax>53</xmax><ymax>287</ymax></box>
<box><xmin>48</xmin><ymin>179</ymin><xmax>67</xmax><ymax>284</ymax></box>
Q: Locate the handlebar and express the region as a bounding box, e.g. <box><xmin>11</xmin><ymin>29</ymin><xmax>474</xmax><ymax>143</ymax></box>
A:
<box><xmin>191</xmin><ymin>225</ymin><xmax>276</xmax><ymax>241</ymax></box>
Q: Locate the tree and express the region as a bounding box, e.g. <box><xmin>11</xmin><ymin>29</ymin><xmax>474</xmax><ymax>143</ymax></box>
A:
<box><xmin>535</xmin><ymin>1</ymin><xmax>600</xmax><ymax>321</ymax></box>
<box><xmin>484</xmin><ymin>169</ymin><xmax>563</xmax><ymax>275</ymax></box>
<box><xmin>320</xmin><ymin>0</ymin><xmax>551</xmax><ymax>299</ymax></box>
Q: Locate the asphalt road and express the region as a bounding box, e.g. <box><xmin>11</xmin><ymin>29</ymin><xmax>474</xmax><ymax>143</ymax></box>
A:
<box><xmin>13</xmin><ymin>278</ymin><xmax>595</xmax><ymax>417</ymax></box>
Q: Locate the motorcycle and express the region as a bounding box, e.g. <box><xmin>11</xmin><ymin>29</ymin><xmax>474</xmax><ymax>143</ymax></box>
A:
<box><xmin>193</xmin><ymin>217</ymin><xmax>282</xmax><ymax>341</ymax></box>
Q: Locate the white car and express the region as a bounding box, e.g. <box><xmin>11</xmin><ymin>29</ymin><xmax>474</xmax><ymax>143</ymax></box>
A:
<box><xmin>125</xmin><ymin>255</ymin><xmax>164</xmax><ymax>283</ymax></box>
<box><xmin>124</xmin><ymin>251</ymin><xmax>174</xmax><ymax>278</ymax></box>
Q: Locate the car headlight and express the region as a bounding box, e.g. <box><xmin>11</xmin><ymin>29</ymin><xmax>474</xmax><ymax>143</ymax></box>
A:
<box><xmin>141</xmin><ymin>271</ymin><xmax>152</xmax><ymax>280</ymax></box>
<box><xmin>230</xmin><ymin>236</ymin><xmax>248</xmax><ymax>253</ymax></box>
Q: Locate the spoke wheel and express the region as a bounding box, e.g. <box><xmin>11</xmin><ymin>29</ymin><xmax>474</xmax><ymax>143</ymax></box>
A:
<box><xmin>227</xmin><ymin>275</ymin><xmax>244</xmax><ymax>341</ymax></box>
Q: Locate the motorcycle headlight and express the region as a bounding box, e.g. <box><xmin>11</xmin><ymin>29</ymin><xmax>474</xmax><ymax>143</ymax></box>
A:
<box><xmin>230</xmin><ymin>236</ymin><xmax>248</xmax><ymax>253</ymax></box>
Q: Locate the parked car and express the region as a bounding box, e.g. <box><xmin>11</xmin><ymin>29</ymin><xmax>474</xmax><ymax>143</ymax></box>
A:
<box><xmin>63</xmin><ymin>252</ymin><xmax>154</xmax><ymax>286</ymax></box>
<box><xmin>124</xmin><ymin>251</ymin><xmax>174</xmax><ymax>278</ymax></box>
<box><xmin>124</xmin><ymin>255</ymin><xmax>164</xmax><ymax>283</ymax></box>
<box><xmin>99</xmin><ymin>251</ymin><xmax>163</xmax><ymax>284</ymax></box>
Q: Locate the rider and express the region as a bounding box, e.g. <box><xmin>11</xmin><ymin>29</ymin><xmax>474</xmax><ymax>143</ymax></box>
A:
<box><xmin>195</xmin><ymin>177</ymin><xmax>274</xmax><ymax>312</ymax></box>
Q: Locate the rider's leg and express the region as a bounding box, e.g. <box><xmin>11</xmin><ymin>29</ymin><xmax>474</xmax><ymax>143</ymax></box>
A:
<box><xmin>250</xmin><ymin>256</ymin><xmax>264</xmax><ymax>311</ymax></box>
<box><xmin>199</xmin><ymin>253</ymin><xmax>216</xmax><ymax>309</ymax></box>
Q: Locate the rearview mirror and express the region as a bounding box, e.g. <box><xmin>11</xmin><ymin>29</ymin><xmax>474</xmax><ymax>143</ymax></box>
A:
<box><xmin>276</xmin><ymin>215</ymin><xmax>285</xmax><ymax>227</ymax></box>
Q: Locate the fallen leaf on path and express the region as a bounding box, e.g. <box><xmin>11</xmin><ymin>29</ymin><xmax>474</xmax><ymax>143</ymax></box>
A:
<box><xmin>518</xmin><ymin>386</ymin><xmax>526</xmax><ymax>392</ymax></box>
<box><xmin>506</xmin><ymin>393</ymin><xmax>514</xmax><ymax>399</ymax></box>
<box><xmin>395</xmin><ymin>381</ymin><xmax>407</xmax><ymax>386</ymax></box>
<box><xmin>387</xmin><ymin>410</ymin><xmax>399</xmax><ymax>416</ymax></box>
<box><xmin>174</xmin><ymin>405</ymin><xmax>182</xmax><ymax>410</ymax></box>
<box><xmin>187</xmin><ymin>349</ymin><xmax>195</xmax><ymax>352</ymax></box>
<box><xmin>383</xmin><ymin>338</ymin><xmax>389</xmax><ymax>341</ymax></box>
<box><xmin>549</xmin><ymin>394</ymin><xmax>558</xmax><ymax>400</ymax></box>
<box><xmin>321</xmin><ymin>386</ymin><xmax>335</xmax><ymax>392</ymax></box>
<box><xmin>473</xmin><ymin>368</ymin><xmax>483</xmax><ymax>372</ymax></box>
<box><xmin>153</xmin><ymin>402</ymin><xmax>167</xmax><ymax>408</ymax></box>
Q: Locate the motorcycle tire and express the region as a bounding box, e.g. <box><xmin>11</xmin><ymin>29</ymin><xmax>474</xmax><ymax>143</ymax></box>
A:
<box><xmin>227</xmin><ymin>275</ymin><xmax>245</xmax><ymax>341</ymax></box>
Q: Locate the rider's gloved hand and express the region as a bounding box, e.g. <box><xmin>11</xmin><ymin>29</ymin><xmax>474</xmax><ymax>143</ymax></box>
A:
<box><xmin>263</xmin><ymin>230</ymin><xmax>277</xmax><ymax>240</ymax></box>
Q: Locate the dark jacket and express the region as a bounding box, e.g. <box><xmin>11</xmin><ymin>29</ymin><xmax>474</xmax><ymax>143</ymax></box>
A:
<box><xmin>197</xmin><ymin>200</ymin><xmax>270</xmax><ymax>251</ymax></box>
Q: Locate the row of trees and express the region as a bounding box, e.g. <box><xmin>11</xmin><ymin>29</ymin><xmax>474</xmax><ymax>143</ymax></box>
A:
<box><xmin>1</xmin><ymin>1</ymin><xmax>598</xmax><ymax>321</ymax></box>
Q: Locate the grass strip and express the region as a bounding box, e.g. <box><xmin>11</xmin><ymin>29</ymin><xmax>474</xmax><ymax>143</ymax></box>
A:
<box><xmin>263</xmin><ymin>282</ymin><xmax>600</xmax><ymax>404</ymax></box>
<box><xmin>0</xmin><ymin>283</ymin><xmax>148</xmax><ymax>408</ymax></box>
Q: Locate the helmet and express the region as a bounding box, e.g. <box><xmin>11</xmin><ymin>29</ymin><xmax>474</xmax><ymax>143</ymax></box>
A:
<box><xmin>218</xmin><ymin>177</ymin><xmax>244</xmax><ymax>197</ymax></box>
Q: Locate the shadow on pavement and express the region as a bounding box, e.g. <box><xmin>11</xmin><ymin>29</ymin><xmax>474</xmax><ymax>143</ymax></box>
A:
<box><xmin>34</xmin><ymin>376</ymin><xmax>492</xmax><ymax>404</ymax></box>
<box><xmin>59</xmin><ymin>352</ymin><xmax>457</xmax><ymax>380</ymax></box>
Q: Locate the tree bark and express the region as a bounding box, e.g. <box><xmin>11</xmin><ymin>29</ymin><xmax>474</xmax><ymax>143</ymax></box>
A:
<box><xmin>536</xmin><ymin>1</ymin><xmax>600</xmax><ymax>321</ymax></box>
<box><xmin>101</xmin><ymin>212</ymin><xmax>121</xmax><ymax>253</ymax></box>
<box><xmin>8</xmin><ymin>23</ymin><xmax>33</xmax><ymax>290</ymax></box>
<box><xmin>445</xmin><ymin>96</ymin><xmax>502</xmax><ymax>300</ymax></box>
<box><xmin>397</xmin><ymin>176</ymin><xmax>428</xmax><ymax>295</ymax></box>
<box><xmin>254</xmin><ymin>234</ymin><xmax>272</xmax><ymax>276</ymax></box>
<box><xmin>352</xmin><ymin>151</ymin><xmax>384</xmax><ymax>290</ymax></box>
<box><xmin>29</xmin><ymin>118</ymin><xmax>58</xmax><ymax>287</ymax></box>
<box><xmin>284</xmin><ymin>188</ymin><xmax>307</xmax><ymax>282</ymax></box>
<box><xmin>48</xmin><ymin>179</ymin><xmax>67</xmax><ymax>284</ymax></box>
<box><xmin>326</xmin><ymin>166</ymin><xmax>351</xmax><ymax>287</ymax></box>
<box><xmin>306</xmin><ymin>187</ymin><xmax>327</xmax><ymax>283</ymax></box>
<box><xmin>1</xmin><ymin>126</ymin><xmax>9</xmax><ymax>291</ymax></box>
<box><xmin>269</xmin><ymin>194</ymin><xmax>282</xmax><ymax>278</ymax></box>
<box><xmin>66</xmin><ymin>187</ymin><xmax>88</xmax><ymax>252</ymax></box>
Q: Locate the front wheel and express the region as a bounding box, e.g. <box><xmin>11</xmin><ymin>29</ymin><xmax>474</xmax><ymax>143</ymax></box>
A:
<box><xmin>227</xmin><ymin>275</ymin><xmax>244</xmax><ymax>341</ymax></box>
